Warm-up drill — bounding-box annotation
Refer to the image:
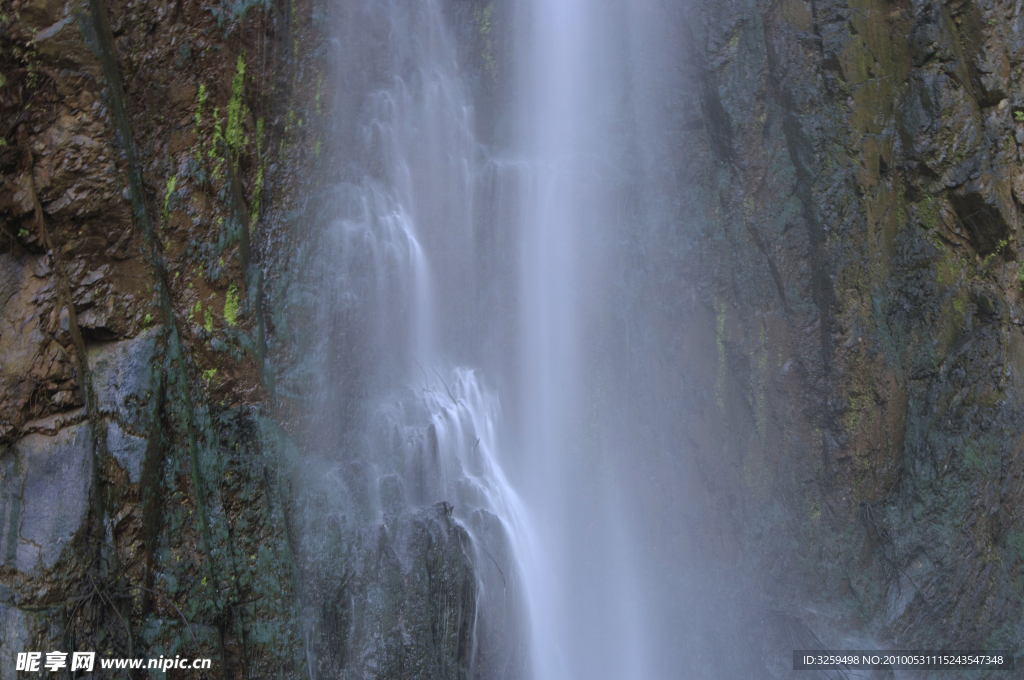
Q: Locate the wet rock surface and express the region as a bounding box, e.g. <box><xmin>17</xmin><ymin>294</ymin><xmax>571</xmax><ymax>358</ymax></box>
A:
<box><xmin>301</xmin><ymin>501</ymin><xmax>477</xmax><ymax>680</ymax></box>
<box><xmin>0</xmin><ymin>252</ymin><xmax>77</xmax><ymax>441</ymax></box>
<box><xmin>666</xmin><ymin>0</ymin><xmax>1024</xmax><ymax>668</ymax></box>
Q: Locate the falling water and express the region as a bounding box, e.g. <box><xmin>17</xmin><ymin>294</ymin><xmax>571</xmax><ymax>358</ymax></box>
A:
<box><xmin>515</xmin><ymin>2</ymin><xmax>656</xmax><ymax>678</ymax></box>
<box><xmin>298</xmin><ymin>0</ymin><xmax>707</xmax><ymax>677</ymax></box>
<box><xmin>295</xmin><ymin>0</ymin><xmax>538</xmax><ymax>677</ymax></box>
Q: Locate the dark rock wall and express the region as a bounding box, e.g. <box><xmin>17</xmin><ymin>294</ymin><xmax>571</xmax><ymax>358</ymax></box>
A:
<box><xmin>0</xmin><ymin>0</ymin><xmax>320</xmax><ymax>676</ymax></box>
<box><xmin>673</xmin><ymin>0</ymin><xmax>1024</xmax><ymax>665</ymax></box>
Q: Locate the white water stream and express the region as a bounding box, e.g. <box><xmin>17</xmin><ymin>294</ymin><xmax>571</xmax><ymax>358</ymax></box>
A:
<box><xmin>309</xmin><ymin>0</ymin><xmax>692</xmax><ymax>677</ymax></box>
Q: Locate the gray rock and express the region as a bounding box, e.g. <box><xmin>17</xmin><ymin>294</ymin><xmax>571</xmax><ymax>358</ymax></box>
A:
<box><xmin>303</xmin><ymin>503</ymin><xmax>477</xmax><ymax>680</ymax></box>
<box><xmin>379</xmin><ymin>473</ymin><xmax>406</xmax><ymax>521</ymax></box>
<box><xmin>0</xmin><ymin>603</ymin><xmax>30</xmax><ymax>680</ymax></box>
<box><xmin>105</xmin><ymin>420</ymin><xmax>146</xmax><ymax>484</ymax></box>
<box><xmin>87</xmin><ymin>327</ymin><xmax>161</xmax><ymax>435</ymax></box>
<box><xmin>0</xmin><ymin>423</ymin><xmax>92</xmax><ymax>573</ymax></box>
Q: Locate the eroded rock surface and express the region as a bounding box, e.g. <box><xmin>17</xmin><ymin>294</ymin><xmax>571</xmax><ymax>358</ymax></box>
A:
<box><xmin>0</xmin><ymin>0</ymin><xmax>319</xmax><ymax>674</ymax></box>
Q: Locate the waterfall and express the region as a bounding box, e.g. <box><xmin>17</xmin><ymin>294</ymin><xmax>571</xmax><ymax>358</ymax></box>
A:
<box><xmin>297</xmin><ymin>0</ymin><xmax>700</xmax><ymax>677</ymax></box>
<box><xmin>297</xmin><ymin>1</ymin><xmax>536</xmax><ymax>678</ymax></box>
<box><xmin>515</xmin><ymin>2</ymin><xmax>653</xmax><ymax>678</ymax></box>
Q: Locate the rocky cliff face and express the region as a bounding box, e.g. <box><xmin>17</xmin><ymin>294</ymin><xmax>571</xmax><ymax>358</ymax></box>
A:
<box><xmin>675</xmin><ymin>0</ymin><xmax>1024</xmax><ymax>664</ymax></box>
<box><xmin>0</xmin><ymin>0</ymin><xmax>314</xmax><ymax>675</ymax></box>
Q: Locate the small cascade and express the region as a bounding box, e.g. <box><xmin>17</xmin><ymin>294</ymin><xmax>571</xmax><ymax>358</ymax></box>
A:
<box><xmin>370</xmin><ymin>368</ymin><xmax>535</xmax><ymax>677</ymax></box>
<box><xmin>296</xmin><ymin>0</ymin><xmax>535</xmax><ymax>677</ymax></box>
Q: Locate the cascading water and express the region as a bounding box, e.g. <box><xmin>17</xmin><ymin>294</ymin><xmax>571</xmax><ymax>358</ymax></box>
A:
<box><xmin>294</xmin><ymin>1</ymin><xmax>535</xmax><ymax>678</ymax></box>
<box><xmin>295</xmin><ymin>0</ymin><xmax>711</xmax><ymax>678</ymax></box>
